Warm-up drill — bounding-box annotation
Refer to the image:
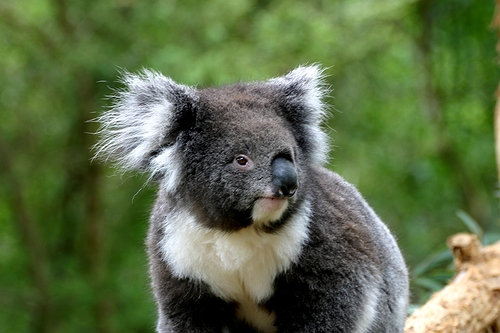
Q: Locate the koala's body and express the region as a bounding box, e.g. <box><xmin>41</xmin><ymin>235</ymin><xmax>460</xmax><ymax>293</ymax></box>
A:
<box><xmin>96</xmin><ymin>65</ymin><xmax>409</xmax><ymax>333</ymax></box>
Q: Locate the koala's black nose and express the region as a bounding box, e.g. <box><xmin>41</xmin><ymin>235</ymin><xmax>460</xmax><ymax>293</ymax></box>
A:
<box><xmin>271</xmin><ymin>157</ymin><xmax>298</xmax><ymax>198</ymax></box>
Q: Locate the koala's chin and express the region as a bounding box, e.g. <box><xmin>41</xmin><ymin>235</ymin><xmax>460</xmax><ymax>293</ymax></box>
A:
<box><xmin>252</xmin><ymin>196</ymin><xmax>290</xmax><ymax>226</ymax></box>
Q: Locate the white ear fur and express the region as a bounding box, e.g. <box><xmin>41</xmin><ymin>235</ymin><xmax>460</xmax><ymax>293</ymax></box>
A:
<box><xmin>94</xmin><ymin>69</ymin><xmax>197</xmax><ymax>179</ymax></box>
<box><xmin>267</xmin><ymin>65</ymin><xmax>331</xmax><ymax>164</ymax></box>
<box><xmin>269</xmin><ymin>65</ymin><xmax>328</xmax><ymax>120</ymax></box>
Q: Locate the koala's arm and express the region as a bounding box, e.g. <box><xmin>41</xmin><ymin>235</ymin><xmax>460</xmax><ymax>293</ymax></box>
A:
<box><xmin>148</xmin><ymin>249</ymin><xmax>238</xmax><ymax>333</ymax></box>
<box><xmin>269</xmin><ymin>235</ymin><xmax>405</xmax><ymax>333</ymax></box>
<box><xmin>148</xmin><ymin>215</ymin><xmax>261</xmax><ymax>333</ymax></box>
<box><xmin>147</xmin><ymin>221</ymin><xmax>237</xmax><ymax>333</ymax></box>
<box><xmin>269</xmin><ymin>244</ymin><xmax>377</xmax><ymax>332</ymax></box>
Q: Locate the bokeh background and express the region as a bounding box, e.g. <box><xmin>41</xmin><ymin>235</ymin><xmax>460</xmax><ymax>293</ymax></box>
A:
<box><xmin>1</xmin><ymin>0</ymin><xmax>499</xmax><ymax>332</ymax></box>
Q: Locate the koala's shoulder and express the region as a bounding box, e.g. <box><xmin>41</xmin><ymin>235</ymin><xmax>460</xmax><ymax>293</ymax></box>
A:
<box><xmin>308</xmin><ymin>166</ymin><xmax>363</xmax><ymax>204</ymax></box>
<box><xmin>310</xmin><ymin>167</ymin><xmax>375</xmax><ymax>228</ymax></box>
<box><xmin>306</xmin><ymin>166</ymin><xmax>382</xmax><ymax>253</ymax></box>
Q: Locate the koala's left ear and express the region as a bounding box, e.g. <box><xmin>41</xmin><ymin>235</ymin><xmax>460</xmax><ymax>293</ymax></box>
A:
<box><xmin>94</xmin><ymin>69</ymin><xmax>198</xmax><ymax>177</ymax></box>
<box><xmin>267</xmin><ymin>64</ymin><xmax>330</xmax><ymax>164</ymax></box>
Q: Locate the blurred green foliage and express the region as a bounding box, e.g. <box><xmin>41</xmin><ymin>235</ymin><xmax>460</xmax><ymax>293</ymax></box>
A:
<box><xmin>0</xmin><ymin>0</ymin><xmax>498</xmax><ymax>332</ymax></box>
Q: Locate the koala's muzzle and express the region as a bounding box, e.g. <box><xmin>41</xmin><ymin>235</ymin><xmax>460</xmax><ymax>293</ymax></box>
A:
<box><xmin>271</xmin><ymin>157</ymin><xmax>298</xmax><ymax>198</ymax></box>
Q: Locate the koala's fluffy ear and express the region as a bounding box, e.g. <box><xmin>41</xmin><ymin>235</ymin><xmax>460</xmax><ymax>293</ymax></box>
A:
<box><xmin>266</xmin><ymin>65</ymin><xmax>330</xmax><ymax>165</ymax></box>
<box><xmin>94</xmin><ymin>69</ymin><xmax>197</xmax><ymax>178</ymax></box>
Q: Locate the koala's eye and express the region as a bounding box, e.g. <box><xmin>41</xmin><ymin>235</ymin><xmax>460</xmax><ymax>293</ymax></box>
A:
<box><xmin>233</xmin><ymin>155</ymin><xmax>254</xmax><ymax>170</ymax></box>
<box><xmin>235</xmin><ymin>156</ymin><xmax>248</xmax><ymax>165</ymax></box>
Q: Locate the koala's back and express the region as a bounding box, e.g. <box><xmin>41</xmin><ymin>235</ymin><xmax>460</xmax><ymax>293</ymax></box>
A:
<box><xmin>266</xmin><ymin>166</ymin><xmax>408</xmax><ymax>332</ymax></box>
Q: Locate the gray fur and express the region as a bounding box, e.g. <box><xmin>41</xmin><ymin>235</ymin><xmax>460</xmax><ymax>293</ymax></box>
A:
<box><xmin>95</xmin><ymin>65</ymin><xmax>409</xmax><ymax>332</ymax></box>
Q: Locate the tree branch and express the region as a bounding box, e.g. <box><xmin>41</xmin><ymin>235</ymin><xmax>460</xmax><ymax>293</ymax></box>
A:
<box><xmin>405</xmin><ymin>234</ymin><xmax>500</xmax><ymax>332</ymax></box>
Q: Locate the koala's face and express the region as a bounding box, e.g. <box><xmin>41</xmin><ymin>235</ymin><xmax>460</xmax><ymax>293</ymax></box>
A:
<box><xmin>95</xmin><ymin>65</ymin><xmax>329</xmax><ymax>232</ymax></box>
<box><xmin>178</xmin><ymin>86</ymin><xmax>303</xmax><ymax>231</ymax></box>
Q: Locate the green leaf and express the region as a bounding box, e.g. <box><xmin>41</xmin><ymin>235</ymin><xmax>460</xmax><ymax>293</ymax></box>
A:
<box><xmin>482</xmin><ymin>231</ymin><xmax>500</xmax><ymax>245</ymax></box>
<box><xmin>411</xmin><ymin>248</ymin><xmax>453</xmax><ymax>278</ymax></box>
<box><xmin>413</xmin><ymin>277</ymin><xmax>446</xmax><ymax>292</ymax></box>
<box><xmin>455</xmin><ymin>210</ymin><xmax>483</xmax><ymax>238</ymax></box>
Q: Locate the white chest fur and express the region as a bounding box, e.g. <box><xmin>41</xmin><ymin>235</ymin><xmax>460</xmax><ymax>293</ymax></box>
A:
<box><xmin>160</xmin><ymin>202</ymin><xmax>311</xmax><ymax>332</ymax></box>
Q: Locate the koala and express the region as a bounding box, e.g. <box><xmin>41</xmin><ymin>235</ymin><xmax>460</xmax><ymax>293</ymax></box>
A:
<box><xmin>95</xmin><ymin>65</ymin><xmax>409</xmax><ymax>333</ymax></box>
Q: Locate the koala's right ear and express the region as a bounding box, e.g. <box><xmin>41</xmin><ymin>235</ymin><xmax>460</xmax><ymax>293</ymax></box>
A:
<box><xmin>94</xmin><ymin>70</ymin><xmax>197</xmax><ymax>177</ymax></box>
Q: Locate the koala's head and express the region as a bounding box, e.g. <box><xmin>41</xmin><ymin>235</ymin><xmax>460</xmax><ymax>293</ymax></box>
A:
<box><xmin>95</xmin><ymin>65</ymin><xmax>329</xmax><ymax>232</ymax></box>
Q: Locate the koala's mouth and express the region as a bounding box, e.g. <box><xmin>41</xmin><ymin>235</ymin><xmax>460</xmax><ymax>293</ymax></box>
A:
<box><xmin>251</xmin><ymin>196</ymin><xmax>289</xmax><ymax>225</ymax></box>
<box><xmin>257</xmin><ymin>196</ymin><xmax>287</xmax><ymax>208</ymax></box>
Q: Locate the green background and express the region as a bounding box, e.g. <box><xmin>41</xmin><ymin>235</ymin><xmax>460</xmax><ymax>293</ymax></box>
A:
<box><xmin>1</xmin><ymin>0</ymin><xmax>498</xmax><ymax>332</ymax></box>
